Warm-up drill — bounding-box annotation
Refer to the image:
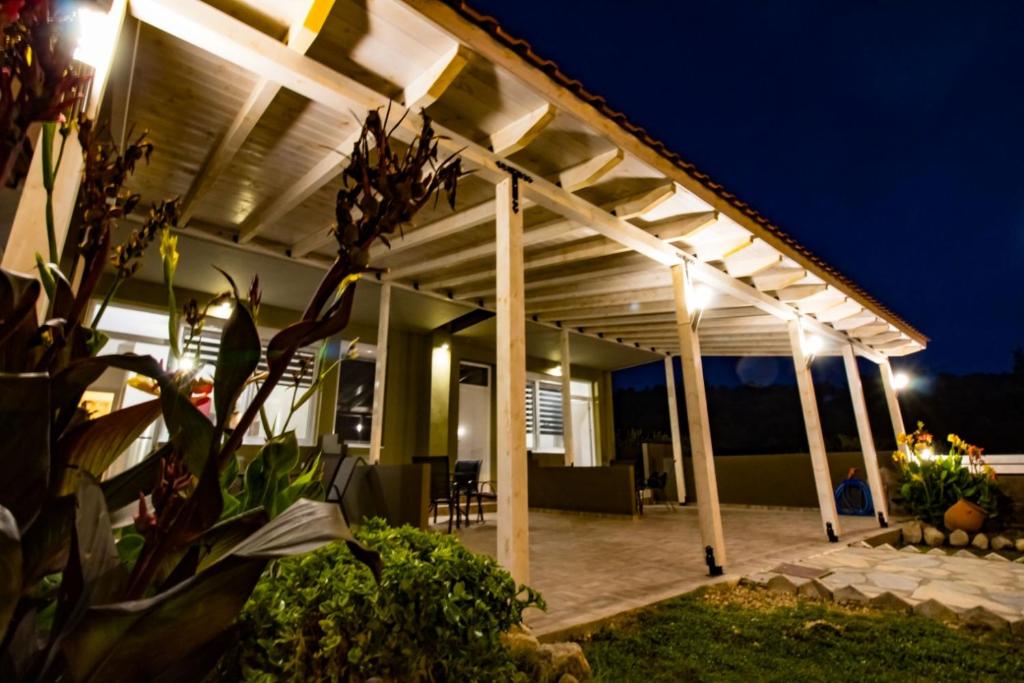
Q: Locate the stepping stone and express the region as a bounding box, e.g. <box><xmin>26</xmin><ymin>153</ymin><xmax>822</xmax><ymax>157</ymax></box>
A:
<box><xmin>870</xmin><ymin>591</ymin><xmax>914</xmax><ymax>614</ymax></box>
<box><xmin>876</xmin><ymin>543</ymin><xmax>898</xmax><ymax>552</ymax></box>
<box><xmin>899</xmin><ymin>545</ymin><xmax>921</xmax><ymax>553</ymax></box>
<box><xmin>985</xmin><ymin>553</ymin><xmax>1010</xmax><ymax>562</ymax></box>
<box><xmin>740</xmin><ymin>572</ymin><xmax>773</xmax><ymax>588</ymax></box>
<box><xmin>954</xmin><ymin>550</ymin><xmax>976</xmax><ymax>559</ymax></box>
<box><xmin>866</xmin><ymin>571</ymin><xmax>920</xmax><ymax>592</ymax></box>
<box><xmin>914</xmin><ymin>598</ymin><xmax>960</xmax><ymax>623</ymax></box>
<box><xmin>833</xmin><ymin>585</ymin><xmax>871</xmax><ymax>605</ymax></box>
<box><xmin>926</xmin><ymin>548</ymin><xmax>948</xmax><ymax>556</ymax></box>
<box><xmin>766</xmin><ymin>575</ymin><xmax>799</xmax><ymax>596</ymax></box>
<box><xmin>960</xmin><ymin>606</ymin><xmax>1011</xmax><ymax>631</ymax></box>
<box><xmin>856</xmin><ymin>541</ymin><xmax>873</xmax><ymax>549</ymax></box>
<box><xmin>798</xmin><ymin>579</ymin><xmax>834</xmax><ymax>601</ymax></box>
<box><xmin>770</xmin><ymin>563</ymin><xmax>826</xmax><ymax>579</ymax></box>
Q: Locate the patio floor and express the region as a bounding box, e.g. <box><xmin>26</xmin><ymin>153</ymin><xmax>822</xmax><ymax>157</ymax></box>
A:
<box><xmin>443</xmin><ymin>505</ymin><xmax>881</xmax><ymax>637</ymax></box>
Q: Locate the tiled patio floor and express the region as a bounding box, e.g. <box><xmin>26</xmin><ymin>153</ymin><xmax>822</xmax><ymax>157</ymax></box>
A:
<box><xmin>444</xmin><ymin>505</ymin><xmax>881</xmax><ymax>637</ymax></box>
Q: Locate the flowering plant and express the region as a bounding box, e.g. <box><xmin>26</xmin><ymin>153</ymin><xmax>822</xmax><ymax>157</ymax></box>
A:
<box><xmin>893</xmin><ymin>422</ymin><xmax>999</xmax><ymax>525</ymax></box>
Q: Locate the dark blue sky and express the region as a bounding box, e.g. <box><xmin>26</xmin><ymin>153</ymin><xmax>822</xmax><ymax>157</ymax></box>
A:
<box><xmin>471</xmin><ymin>0</ymin><xmax>1024</xmax><ymax>378</ymax></box>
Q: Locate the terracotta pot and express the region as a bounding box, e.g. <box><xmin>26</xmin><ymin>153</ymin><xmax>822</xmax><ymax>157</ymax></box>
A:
<box><xmin>943</xmin><ymin>499</ymin><xmax>987</xmax><ymax>533</ymax></box>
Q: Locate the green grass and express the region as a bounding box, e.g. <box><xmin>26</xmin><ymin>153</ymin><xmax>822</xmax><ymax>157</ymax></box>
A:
<box><xmin>579</xmin><ymin>586</ymin><xmax>1024</xmax><ymax>682</ymax></box>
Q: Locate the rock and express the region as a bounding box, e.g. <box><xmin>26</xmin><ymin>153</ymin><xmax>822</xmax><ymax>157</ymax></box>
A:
<box><xmin>971</xmin><ymin>533</ymin><xmax>989</xmax><ymax>550</ymax></box>
<box><xmin>766</xmin><ymin>575</ymin><xmax>799</xmax><ymax>596</ymax></box>
<box><xmin>914</xmin><ymin>598</ymin><xmax>960</xmax><ymax>623</ymax></box>
<box><xmin>559</xmin><ymin>676</ymin><xmax>580</xmax><ymax>683</ymax></box>
<box><xmin>739</xmin><ymin>572</ymin><xmax>773</xmax><ymax>588</ymax></box>
<box><xmin>899</xmin><ymin>544</ymin><xmax>921</xmax><ymax>553</ymax></box>
<box><xmin>948</xmin><ymin>529</ymin><xmax>969</xmax><ymax>547</ymax></box>
<box><xmin>991</xmin><ymin>535</ymin><xmax>1012</xmax><ymax>551</ymax></box>
<box><xmin>502</xmin><ymin>630</ymin><xmax>541</xmax><ymax>661</ymax></box>
<box><xmin>833</xmin><ymin>585</ymin><xmax>871</xmax><ymax>605</ymax></box>
<box><xmin>985</xmin><ymin>552</ymin><xmax>1009</xmax><ymax>562</ymax></box>
<box><xmin>902</xmin><ymin>521</ymin><xmax>924</xmax><ymax>545</ymax></box>
<box><xmin>869</xmin><ymin>592</ymin><xmax>913</xmax><ymax>614</ymax></box>
<box><xmin>540</xmin><ymin>642</ymin><xmax>592</xmax><ymax>682</ymax></box>
<box><xmin>1015</xmin><ymin>538</ymin><xmax>1024</xmax><ymax>553</ymax></box>
<box><xmin>798</xmin><ymin>579</ymin><xmax>834</xmax><ymax>601</ymax></box>
<box><xmin>954</xmin><ymin>549</ymin><xmax>976</xmax><ymax>559</ymax></box>
<box><xmin>923</xmin><ymin>526</ymin><xmax>945</xmax><ymax>547</ymax></box>
<box><xmin>876</xmin><ymin>543</ymin><xmax>898</xmax><ymax>552</ymax></box>
<box><xmin>960</xmin><ymin>606</ymin><xmax>1010</xmax><ymax>631</ymax></box>
<box><xmin>1015</xmin><ymin>556</ymin><xmax>1024</xmax><ymax>564</ymax></box>
<box><xmin>926</xmin><ymin>548</ymin><xmax>948</xmax><ymax>556</ymax></box>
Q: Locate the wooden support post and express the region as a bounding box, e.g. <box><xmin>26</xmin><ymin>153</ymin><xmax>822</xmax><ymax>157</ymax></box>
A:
<box><xmin>559</xmin><ymin>328</ymin><xmax>575</xmax><ymax>466</ymax></box>
<box><xmin>495</xmin><ymin>177</ymin><xmax>529</xmax><ymax>584</ymax></box>
<box><xmin>368</xmin><ymin>282</ymin><xmax>391</xmax><ymax>464</ymax></box>
<box><xmin>663</xmin><ymin>355</ymin><xmax>687</xmax><ymax>504</ymax></box>
<box><xmin>842</xmin><ymin>345</ymin><xmax>889</xmax><ymax>526</ymax></box>
<box><xmin>671</xmin><ymin>263</ymin><xmax>726</xmax><ymax>572</ymax></box>
<box><xmin>878</xmin><ymin>359</ymin><xmax>907</xmax><ymax>448</ymax></box>
<box><xmin>787</xmin><ymin>320</ymin><xmax>842</xmax><ymax>540</ymax></box>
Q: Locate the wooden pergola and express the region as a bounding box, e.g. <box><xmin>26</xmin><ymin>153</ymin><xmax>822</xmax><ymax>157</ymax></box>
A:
<box><xmin>3</xmin><ymin>0</ymin><xmax>926</xmax><ymax>582</ymax></box>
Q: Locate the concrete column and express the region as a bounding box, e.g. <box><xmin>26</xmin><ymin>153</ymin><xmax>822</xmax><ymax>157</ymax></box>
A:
<box><xmin>671</xmin><ymin>263</ymin><xmax>726</xmax><ymax>572</ymax></box>
<box><xmin>559</xmin><ymin>328</ymin><xmax>575</xmax><ymax>466</ymax></box>
<box><xmin>368</xmin><ymin>282</ymin><xmax>391</xmax><ymax>464</ymax></box>
<box><xmin>663</xmin><ymin>355</ymin><xmax>687</xmax><ymax>504</ymax></box>
<box><xmin>787</xmin><ymin>320</ymin><xmax>842</xmax><ymax>540</ymax></box>
<box><xmin>495</xmin><ymin>177</ymin><xmax>529</xmax><ymax>584</ymax></box>
<box><xmin>842</xmin><ymin>345</ymin><xmax>888</xmax><ymax>526</ymax></box>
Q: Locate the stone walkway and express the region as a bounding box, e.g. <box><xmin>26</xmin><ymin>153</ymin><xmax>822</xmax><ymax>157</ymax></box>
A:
<box><xmin>752</xmin><ymin>543</ymin><xmax>1024</xmax><ymax>629</ymax></box>
<box><xmin>444</xmin><ymin>506</ymin><xmax>881</xmax><ymax>637</ymax></box>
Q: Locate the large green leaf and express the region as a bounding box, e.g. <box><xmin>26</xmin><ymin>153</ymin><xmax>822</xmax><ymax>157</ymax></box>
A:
<box><xmin>73</xmin><ymin>476</ymin><xmax>128</xmax><ymax>606</ymax></box>
<box><xmin>0</xmin><ymin>269</ymin><xmax>41</xmax><ymax>372</ymax></box>
<box><xmin>0</xmin><ymin>372</ymin><xmax>50</xmax><ymax>526</ymax></box>
<box><xmin>213</xmin><ymin>299</ymin><xmax>261</xmax><ymax>428</ymax></box>
<box><xmin>0</xmin><ymin>505</ymin><xmax>21</xmax><ymax>635</ymax></box>
<box><xmin>101</xmin><ymin>443</ymin><xmax>170</xmax><ymax>512</ymax></box>
<box><xmin>53</xmin><ymin>399</ymin><xmax>162</xmax><ymax>496</ymax></box>
<box><xmin>59</xmin><ymin>499</ymin><xmax>362</xmax><ymax>682</ymax></box>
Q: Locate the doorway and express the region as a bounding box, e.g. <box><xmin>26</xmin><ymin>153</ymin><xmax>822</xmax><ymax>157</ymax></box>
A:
<box><xmin>457</xmin><ymin>362</ymin><xmax>492</xmax><ymax>482</ymax></box>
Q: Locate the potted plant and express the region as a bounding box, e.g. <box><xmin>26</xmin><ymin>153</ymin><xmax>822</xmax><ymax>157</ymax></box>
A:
<box><xmin>892</xmin><ymin>423</ymin><xmax>999</xmax><ymax>530</ymax></box>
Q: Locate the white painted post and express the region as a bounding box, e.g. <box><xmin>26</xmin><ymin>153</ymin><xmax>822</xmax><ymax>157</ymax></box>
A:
<box><xmin>559</xmin><ymin>328</ymin><xmax>575</xmax><ymax>467</ymax></box>
<box><xmin>787</xmin><ymin>320</ymin><xmax>842</xmax><ymax>540</ymax></box>
<box><xmin>368</xmin><ymin>282</ymin><xmax>391</xmax><ymax>464</ymax></box>
<box><xmin>495</xmin><ymin>177</ymin><xmax>529</xmax><ymax>585</ymax></box>
<box><xmin>664</xmin><ymin>355</ymin><xmax>687</xmax><ymax>504</ymax></box>
<box><xmin>842</xmin><ymin>345</ymin><xmax>888</xmax><ymax>526</ymax></box>
<box><xmin>879</xmin><ymin>359</ymin><xmax>908</xmax><ymax>449</ymax></box>
<box><xmin>671</xmin><ymin>263</ymin><xmax>726</xmax><ymax>571</ymax></box>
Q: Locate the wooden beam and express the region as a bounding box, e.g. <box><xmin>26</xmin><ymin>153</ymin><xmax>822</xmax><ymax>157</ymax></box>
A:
<box><xmin>490</xmin><ymin>103</ymin><xmax>556</xmax><ymax>155</ymax></box>
<box><xmin>787</xmin><ymin>320</ymin><xmax>842</xmax><ymax>539</ymax></box>
<box><xmin>750</xmin><ymin>267</ymin><xmax>808</xmax><ymax>291</ymax></box>
<box><xmin>495</xmin><ymin>176</ymin><xmax>529</xmax><ymax>584</ymax></box>
<box><xmin>368</xmin><ymin>282</ymin><xmax>391</xmax><ymax>464</ymax></box>
<box><xmin>613</xmin><ymin>183</ymin><xmax>676</xmax><ymax>219</ymax></box>
<box><xmin>559</xmin><ymin>329</ymin><xmax>574</xmax><ymax>466</ymax></box>
<box><xmin>671</xmin><ymin>263</ymin><xmax>727</xmax><ymax>570</ymax></box>
<box><xmin>664</xmin><ymin>355</ymin><xmax>687</xmax><ymax>504</ymax></box>
<box><xmin>558</xmin><ymin>148</ymin><xmax>623</xmax><ymax>191</ymax></box>
<box><xmin>842</xmin><ymin>344</ymin><xmax>888</xmax><ymax>525</ymax></box>
<box><xmin>178</xmin><ymin>0</ymin><xmax>333</xmax><ymax>226</ymax></box>
<box><xmin>402</xmin><ymin>43</ymin><xmax>471</xmax><ymax>109</ymax></box>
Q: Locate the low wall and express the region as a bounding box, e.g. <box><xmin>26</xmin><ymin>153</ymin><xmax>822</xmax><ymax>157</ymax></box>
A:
<box><xmin>341</xmin><ymin>463</ymin><xmax>431</xmax><ymax>529</ymax></box>
<box><xmin>644</xmin><ymin>443</ymin><xmax>882</xmax><ymax>508</ymax></box>
<box><xmin>528</xmin><ymin>465</ymin><xmax>636</xmax><ymax>516</ymax></box>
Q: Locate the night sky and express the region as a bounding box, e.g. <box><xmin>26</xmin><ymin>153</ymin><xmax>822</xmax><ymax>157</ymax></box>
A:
<box><xmin>470</xmin><ymin>0</ymin><xmax>1024</xmax><ymax>384</ymax></box>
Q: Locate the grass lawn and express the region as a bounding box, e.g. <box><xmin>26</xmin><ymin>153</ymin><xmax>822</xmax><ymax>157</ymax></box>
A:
<box><xmin>579</xmin><ymin>586</ymin><xmax>1024</xmax><ymax>682</ymax></box>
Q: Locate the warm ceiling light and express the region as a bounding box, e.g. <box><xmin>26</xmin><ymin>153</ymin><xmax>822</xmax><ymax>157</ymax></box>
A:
<box><xmin>208</xmin><ymin>302</ymin><xmax>234</xmax><ymax>320</ymax></box>
<box><xmin>805</xmin><ymin>335</ymin><xmax>825</xmax><ymax>355</ymax></box>
<box><xmin>893</xmin><ymin>372</ymin><xmax>911</xmax><ymax>390</ymax></box>
<box><xmin>692</xmin><ymin>285</ymin><xmax>712</xmax><ymax>310</ymax></box>
<box><xmin>74</xmin><ymin>6</ymin><xmax>119</xmax><ymax>70</ymax></box>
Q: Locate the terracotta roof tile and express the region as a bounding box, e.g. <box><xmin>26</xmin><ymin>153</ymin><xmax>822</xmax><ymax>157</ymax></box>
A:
<box><xmin>444</xmin><ymin>1</ymin><xmax>926</xmax><ymax>344</ymax></box>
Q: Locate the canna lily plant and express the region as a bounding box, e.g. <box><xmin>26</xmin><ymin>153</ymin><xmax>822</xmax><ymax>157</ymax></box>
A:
<box><xmin>0</xmin><ymin>6</ymin><xmax>463</xmax><ymax>679</ymax></box>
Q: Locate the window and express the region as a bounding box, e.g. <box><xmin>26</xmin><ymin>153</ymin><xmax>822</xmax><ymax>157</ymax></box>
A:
<box><xmin>334</xmin><ymin>341</ymin><xmax>377</xmax><ymax>444</ymax></box>
<box><xmin>524</xmin><ymin>375</ymin><xmax>565</xmax><ymax>453</ymax></box>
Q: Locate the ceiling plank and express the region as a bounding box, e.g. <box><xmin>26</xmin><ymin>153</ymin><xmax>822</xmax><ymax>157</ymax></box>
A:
<box><xmin>558</xmin><ymin>148</ymin><xmax>623</xmax><ymax>191</ymax></box>
<box><xmin>489</xmin><ymin>102</ymin><xmax>556</xmax><ymax>155</ymax></box>
<box><xmin>177</xmin><ymin>0</ymin><xmax>334</xmax><ymax>226</ymax></box>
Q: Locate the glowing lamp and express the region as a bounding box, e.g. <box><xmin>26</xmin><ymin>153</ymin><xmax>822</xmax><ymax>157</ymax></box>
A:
<box><xmin>893</xmin><ymin>372</ymin><xmax>910</xmax><ymax>391</ymax></box>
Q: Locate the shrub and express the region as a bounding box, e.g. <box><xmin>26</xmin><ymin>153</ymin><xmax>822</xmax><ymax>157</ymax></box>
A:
<box><xmin>222</xmin><ymin>519</ymin><xmax>545</xmax><ymax>682</ymax></box>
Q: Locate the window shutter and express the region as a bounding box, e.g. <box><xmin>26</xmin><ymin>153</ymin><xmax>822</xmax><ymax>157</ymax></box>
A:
<box><xmin>537</xmin><ymin>381</ymin><xmax>564</xmax><ymax>436</ymax></box>
<box><xmin>525</xmin><ymin>382</ymin><xmax>535</xmax><ymax>435</ymax></box>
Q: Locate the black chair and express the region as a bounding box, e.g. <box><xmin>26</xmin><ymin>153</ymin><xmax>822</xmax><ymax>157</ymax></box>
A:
<box><xmin>645</xmin><ymin>471</ymin><xmax>675</xmax><ymax>512</ymax></box>
<box><xmin>413</xmin><ymin>456</ymin><xmax>460</xmax><ymax>532</ymax></box>
<box><xmin>453</xmin><ymin>460</ymin><xmax>482</xmax><ymax>525</ymax></box>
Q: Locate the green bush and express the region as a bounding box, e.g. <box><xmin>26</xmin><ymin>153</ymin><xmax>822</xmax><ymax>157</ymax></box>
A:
<box><xmin>220</xmin><ymin>519</ymin><xmax>544</xmax><ymax>682</ymax></box>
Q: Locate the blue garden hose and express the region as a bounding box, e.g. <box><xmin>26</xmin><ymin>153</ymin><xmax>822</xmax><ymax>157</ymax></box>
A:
<box><xmin>835</xmin><ymin>469</ymin><xmax>874</xmax><ymax>516</ymax></box>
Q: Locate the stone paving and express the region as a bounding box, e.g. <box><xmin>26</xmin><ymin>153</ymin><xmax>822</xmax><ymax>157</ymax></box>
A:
<box><xmin>443</xmin><ymin>506</ymin><xmax>881</xmax><ymax>637</ymax></box>
<box><xmin>752</xmin><ymin>543</ymin><xmax>1024</xmax><ymax>627</ymax></box>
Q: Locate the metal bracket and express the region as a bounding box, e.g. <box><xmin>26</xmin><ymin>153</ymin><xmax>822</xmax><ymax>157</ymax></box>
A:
<box><xmin>496</xmin><ymin>160</ymin><xmax>534</xmax><ymax>214</ymax></box>
<box><xmin>826</xmin><ymin>522</ymin><xmax>839</xmax><ymax>543</ymax></box>
<box><xmin>877</xmin><ymin>512</ymin><xmax>888</xmax><ymax>528</ymax></box>
<box><xmin>704</xmin><ymin>545</ymin><xmax>724</xmax><ymax>576</ymax></box>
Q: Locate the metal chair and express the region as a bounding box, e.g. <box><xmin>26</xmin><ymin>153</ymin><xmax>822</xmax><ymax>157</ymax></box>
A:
<box><xmin>453</xmin><ymin>460</ymin><xmax>482</xmax><ymax>525</ymax></box>
<box><xmin>413</xmin><ymin>456</ymin><xmax>461</xmax><ymax>532</ymax></box>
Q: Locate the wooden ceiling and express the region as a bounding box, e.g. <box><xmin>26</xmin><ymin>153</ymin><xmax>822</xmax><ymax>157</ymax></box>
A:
<box><xmin>114</xmin><ymin>0</ymin><xmax>926</xmax><ymax>360</ymax></box>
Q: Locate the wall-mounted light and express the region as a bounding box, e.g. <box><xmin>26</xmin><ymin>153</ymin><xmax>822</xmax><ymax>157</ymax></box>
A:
<box><xmin>804</xmin><ymin>334</ymin><xmax>824</xmax><ymax>368</ymax></box>
<box><xmin>690</xmin><ymin>284</ymin><xmax>713</xmax><ymax>330</ymax></box>
<box><xmin>439</xmin><ymin>342</ymin><xmax>450</xmax><ymax>351</ymax></box>
<box><xmin>545</xmin><ymin>365</ymin><xmax>563</xmax><ymax>377</ymax></box>
<box><xmin>73</xmin><ymin>4</ymin><xmax>121</xmax><ymax>101</ymax></box>
<box><xmin>893</xmin><ymin>372</ymin><xmax>910</xmax><ymax>391</ymax></box>
<box><xmin>208</xmin><ymin>301</ymin><xmax>234</xmax><ymax>320</ymax></box>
